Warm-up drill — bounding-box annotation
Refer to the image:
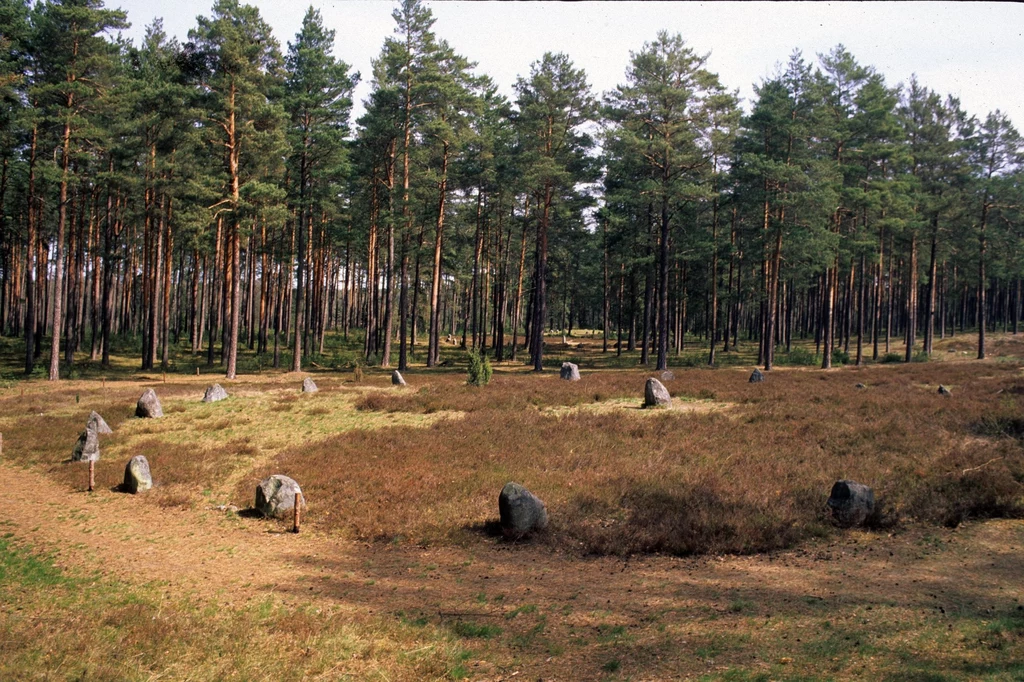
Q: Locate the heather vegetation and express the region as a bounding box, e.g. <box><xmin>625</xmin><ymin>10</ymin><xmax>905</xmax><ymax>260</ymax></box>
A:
<box><xmin>1</xmin><ymin>331</ymin><xmax>1024</xmax><ymax>679</ymax></box>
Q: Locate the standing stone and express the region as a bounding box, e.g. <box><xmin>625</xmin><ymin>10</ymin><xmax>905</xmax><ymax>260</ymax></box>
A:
<box><xmin>559</xmin><ymin>362</ymin><xmax>581</xmax><ymax>381</ymax></box>
<box><xmin>255</xmin><ymin>475</ymin><xmax>306</xmax><ymax>519</ymax></box>
<box><xmin>136</xmin><ymin>389</ymin><xmax>163</xmax><ymax>418</ymax></box>
<box><xmin>123</xmin><ymin>455</ymin><xmax>152</xmax><ymax>493</ymax></box>
<box><xmin>660</xmin><ymin>370</ymin><xmax>675</xmax><ymax>382</ymax></box>
<box><xmin>392</xmin><ymin>370</ymin><xmax>407</xmax><ymax>386</ymax></box>
<box><xmin>72</xmin><ymin>428</ymin><xmax>100</xmax><ymax>462</ymax></box>
<box><xmin>749</xmin><ymin>369</ymin><xmax>765</xmax><ymax>383</ymax></box>
<box><xmin>827</xmin><ymin>480</ymin><xmax>875</xmax><ymax>527</ymax></box>
<box><xmin>644</xmin><ymin>378</ymin><xmax>672</xmax><ymax>408</ymax></box>
<box><xmin>203</xmin><ymin>384</ymin><xmax>229</xmax><ymax>403</ymax></box>
<box><xmin>498</xmin><ymin>482</ymin><xmax>548</xmax><ymax>537</ymax></box>
<box><xmin>87</xmin><ymin>411</ymin><xmax>112</xmax><ymax>434</ymax></box>
<box><xmin>301</xmin><ymin>377</ymin><xmax>318</xmax><ymax>393</ymax></box>
<box><xmin>938</xmin><ymin>385</ymin><xmax>951</xmax><ymax>396</ymax></box>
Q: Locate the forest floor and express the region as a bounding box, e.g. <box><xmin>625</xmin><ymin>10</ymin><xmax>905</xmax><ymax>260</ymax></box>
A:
<box><xmin>1</xmin><ymin>332</ymin><xmax>1023</xmax><ymax>681</ymax></box>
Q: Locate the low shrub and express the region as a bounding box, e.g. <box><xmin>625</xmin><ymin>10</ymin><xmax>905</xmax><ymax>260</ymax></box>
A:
<box><xmin>881</xmin><ymin>352</ymin><xmax>903</xmax><ymax>363</ymax></box>
<box><xmin>676</xmin><ymin>353</ymin><xmax>706</xmax><ymax>368</ymax></box>
<box><xmin>831</xmin><ymin>348</ymin><xmax>851</xmax><ymax>365</ymax></box>
<box><xmin>776</xmin><ymin>347</ymin><xmax>818</xmax><ymax>366</ymax></box>
<box><xmin>467</xmin><ymin>350</ymin><xmax>492</xmax><ymax>386</ymax></box>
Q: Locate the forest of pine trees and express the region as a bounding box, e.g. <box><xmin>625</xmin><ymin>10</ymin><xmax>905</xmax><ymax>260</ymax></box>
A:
<box><xmin>1</xmin><ymin>0</ymin><xmax>1021</xmax><ymax>381</ymax></box>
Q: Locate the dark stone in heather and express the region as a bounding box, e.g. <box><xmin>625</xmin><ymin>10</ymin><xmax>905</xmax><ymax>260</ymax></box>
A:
<box><xmin>124</xmin><ymin>455</ymin><xmax>152</xmax><ymax>493</ymax></box>
<box><xmin>135</xmin><ymin>389</ymin><xmax>163</xmax><ymax>418</ymax></box>
<box><xmin>498</xmin><ymin>482</ymin><xmax>548</xmax><ymax>536</ymax></box>
<box><xmin>392</xmin><ymin>370</ymin><xmax>407</xmax><ymax>386</ymax></box>
<box><xmin>255</xmin><ymin>475</ymin><xmax>306</xmax><ymax>519</ymax></box>
<box><xmin>644</xmin><ymin>378</ymin><xmax>672</xmax><ymax>408</ymax></box>
<box><xmin>560</xmin><ymin>362</ymin><xmax>581</xmax><ymax>381</ymax></box>
<box><xmin>938</xmin><ymin>385</ymin><xmax>951</xmax><ymax>396</ymax></box>
<box><xmin>855</xmin><ymin>383</ymin><xmax>866</xmax><ymax>389</ymax></box>
<box><xmin>749</xmin><ymin>369</ymin><xmax>765</xmax><ymax>383</ymax></box>
<box><xmin>203</xmin><ymin>384</ymin><xmax>228</xmax><ymax>403</ymax></box>
<box><xmin>827</xmin><ymin>480</ymin><xmax>875</xmax><ymax>527</ymax></box>
<box><xmin>72</xmin><ymin>428</ymin><xmax>100</xmax><ymax>462</ymax></box>
<box><xmin>87</xmin><ymin>411</ymin><xmax>112</xmax><ymax>434</ymax></box>
<box><xmin>301</xmin><ymin>378</ymin><xmax>318</xmax><ymax>393</ymax></box>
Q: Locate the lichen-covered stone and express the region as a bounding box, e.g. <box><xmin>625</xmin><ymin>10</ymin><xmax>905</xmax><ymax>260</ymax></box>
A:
<box><xmin>72</xmin><ymin>428</ymin><xmax>100</xmax><ymax>462</ymax></box>
<box><xmin>827</xmin><ymin>480</ymin><xmax>875</xmax><ymax>527</ymax></box>
<box><xmin>749</xmin><ymin>369</ymin><xmax>765</xmax><ymax>383</ymax></box>
<box><xmin>123</xmin><ymin>455</ymin><xmax>152</xmax><ymax>493</ymax></box>
<box><xmin>136</xmin><ymin>388</ymin><xmax>163</xmax><ymax>418</ymax></box>
<box><xmin>392</xmin><ymin>370</ymin><xmax>407</xmax><ymax>386</ymax></box>
<box><xmin>644</xmin><ymin>378</ymin><xmax>672</xmax><ymax>408</ymax></box>
<box><xmin>301</xmin><ymin>378</ymin><xmax>318</xmax><ymax>393</ymax></box>
<box><xmin>255</xmin><ymin>475</ymin><xmax>306</xmax><ymax>519</ymax></box>
<box><xmin>203</xmin><ymin>384</ymin><xmax>228</xmax><ymax>403</ymax></box>
<box><xmin>559</xmin><ymin>362</ymin><xmax>581</xmax><ymax>381</ymax></box>
<box><xmin>87</xmin><ymin>411</ymin><xmax>112</xmax><ymax>434</ymax></box>
<box><xmin>498</xmin><ymin>482</ymin><xmax>548</xmax><ymax>537</ymax></box>
<box><xmin>660</xmin><ymin>370</ymin><xmax>675</xmax><ymax>382</ymax></box>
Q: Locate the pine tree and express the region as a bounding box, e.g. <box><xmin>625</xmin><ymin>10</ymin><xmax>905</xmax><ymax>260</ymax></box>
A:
<box><xmin>29</xmin><ymin>0</ymin><xmax>127</xmax><ymax>380</ymax></box>
<box><xmin>284</xmin><ymin>6</ymin><xmax>357</xmax><ymax>372</ymax></box>
<box><xmin>185</xmin><ymin>0</ymin><xmax>285</xmax><ymax>380</ymax></box>
<box><xmin>514</xmin><ymin>52</ymin><xmax>596</xmax><ymax>372</ymax></box>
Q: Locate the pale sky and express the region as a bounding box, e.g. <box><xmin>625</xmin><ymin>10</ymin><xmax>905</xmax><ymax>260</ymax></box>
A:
<box><xmin>113</xmin><ymin>1</ymin><xmax>1023</xmax><ymax>129</ymax></box>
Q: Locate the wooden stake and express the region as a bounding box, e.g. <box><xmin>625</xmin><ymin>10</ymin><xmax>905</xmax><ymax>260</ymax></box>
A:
<box><xmin>195</xmin><ymin>367</ymin><xmax>200</xmax><ymax>376</ymax></box>
<box><xmin>102</xmin><ymin>377</ymin><xmax>105</xmax><ymax>388</ymax></box>
<box><xmin>293</xmin><ymin>491</ymin><xmax>302</xmax><ymax>533</ymax></box>
<box><xmin>88</xmin><ymin>459</ymin><xmax>95</xmax><ymax>492</ymax></box>
<box><xmin>162</xmin><ymin>372</ymin><xmax>166</xmax><ymax>383</ymax></box>
<box><xmin>0</xmin><ymin>431</ymin><xmax>4</xmax><ymax>459</ymax></box>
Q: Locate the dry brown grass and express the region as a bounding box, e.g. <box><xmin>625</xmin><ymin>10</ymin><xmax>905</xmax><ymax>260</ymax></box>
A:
<box><xmin>246</xmin><ymin>362</ymin><xmax>1024</xmax><ymax>555</ymax></box>
<box><xmin>0</xmin><ymin>535</ymin><xmax>463</xmax><ymax>681</ymax></box>
<box><xmin>2</xmin><ymin>348</ymin><xmax>1022</xmax><ymax>558</ymax></box>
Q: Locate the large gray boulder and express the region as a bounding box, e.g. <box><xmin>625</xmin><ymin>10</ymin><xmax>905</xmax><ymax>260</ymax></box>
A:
<box><xmin>660</xmin><ymin>370</ymin><xmax>675</xmax><ymax>382</ymax></box>
<box><xmin>498</xmin><ymin>482</ymin><xmax>548</xmax><ymax>537</ymax></box>
<box><xmin>87</xmin><ymin>411</ymin><xmax>112</xmax><ymax>434</ymax></box>
<box><xmin>301</xmin><ymin>377</ymin><xmax>318</xmax><ymax>393</ymax></box>
<box><xmin>392</xmin><ymin>370</ymin><xmax>407</xmax><ymax>386</ymax></box>
<box><xmin>123</xmin><ymin>455</ymin><xmax>152</xmax><ymax>493</ymax></box>
<box><xmin>827</xmin><ymin>480</ymin><xmax>875</xmax><ymax>527</ymax></box>
<box><xmin>644</xmin><ymin>378</ymin><xmax>672</xmax><ymax>408</ymax></box>
<box><xmin>255</xmin><ymin>475</ymin><xmax>306</xmax><ymax>519</ymax></box>
<box><xmin>136</xmin><ymin>389</ymin><xmax>163</xmax><ymax>418</ymax></box>
<box><xmin>72</xmin><ymin>428</ymin><xmax>100</xmax><ymax>462</ymax></box>
<box><xmin>559</xmin><ymin>362</ymin><xmax>581</xmax><ymax>381</ymax></box>
<box><xmin>749</xmin><ymin>368</ymin><xmax>765</xmax><ymax>383</ymax></box>
<box><xmin>203</xmin><ymin>384</ymin><xmax>228</xmax><ymax>403</ymax></box>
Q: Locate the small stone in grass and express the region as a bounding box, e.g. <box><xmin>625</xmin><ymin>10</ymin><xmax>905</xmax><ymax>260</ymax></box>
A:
<box><xmin>123</xmin><ymin>455</ymin><xmax>152</xmax><ymax>493</ymax></box>
<box><xmin>499</xmin><ymin>482</ymin><xmax>548</xmax><ymax>537</ymax></box>
<box><xmin>643</xmin><ymin>378</ymin><xmax>672</xmax><ymax>408</ymax></box>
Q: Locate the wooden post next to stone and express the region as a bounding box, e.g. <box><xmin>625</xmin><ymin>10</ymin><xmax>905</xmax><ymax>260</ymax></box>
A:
<box><xmin>293</xmin><ymin>491</ymin><xmax>302</xmax><ymax>533</ymax></box>
<box><xmin>88</xmin><ymin>459</ymin><xmax>95</xmax><ymax>492</ymax></box>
